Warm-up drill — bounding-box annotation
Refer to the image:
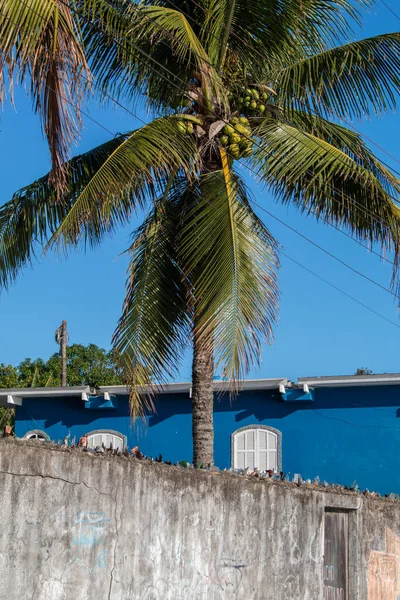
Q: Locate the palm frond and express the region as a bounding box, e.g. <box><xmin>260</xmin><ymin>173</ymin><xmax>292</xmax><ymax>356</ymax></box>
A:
<box><xmin>282</xmin><ymin>110</ymin><xmax>400</xmax><ymax>193</ymax></box>
<box><xmin>179</xmin><ymin>151</ymin><xmax>279</xmax><ymax>383</ymax></box>
<box><xmin>277</xmin><ymin>33</ymin><xmax>400</xmax><ymax>120</ymax></box>
<box><xmin>0</xmin><ymin>117</ymin><xmax>198</xmax><ymax>289</ymax></box>
<box><xmin>0</xmin><ymin>0</ymin><xmax>90</xmax><ymax>189</ymax></box>
<box><xmin>129</xmin><ymin>4</ymin><xmax>225</xmax><ymax>108</ymax></box>
<box><xmin>112</xmin><ymin>174</ymin><xmax>191</xmax><ymax>417</ymax></box>
<box><xmin>0</xmin><ymin>134</ymin><xmax>127</xmax><ymax>289</ymax></box>
<box><xmin>251</xmin><ymin>116</ymin><xmax>400</xmax><ymax>288</ymax></box>
<box><xmin>200</xmin><ymin>0</ymin><xmax>368</xmax><ymax>81</ymax></box>
<box><xmin>48</xmin><ymin>116</ymin><xmax>199</xmax><ymax>248</ymax></box>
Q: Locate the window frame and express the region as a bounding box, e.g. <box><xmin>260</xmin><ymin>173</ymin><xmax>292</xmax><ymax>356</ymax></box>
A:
<box><xmin>86</xmin><ymin>429</ymin><xmax>127</xmax><ymax>451</ymax></box>
<box><xmin>23</xmin><ymin>430</ymin><xmax>50</xmax><ymax>442</ymax></box>
<box><xmin>231</xmin><ymin>425</ymin><xmax>282</xmax><ymax>472</ymax></box>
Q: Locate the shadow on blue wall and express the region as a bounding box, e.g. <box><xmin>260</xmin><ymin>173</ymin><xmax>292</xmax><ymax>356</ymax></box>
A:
<box><xmin>14</xmin><ymin>385</ymin><xmax>400</xmax><ymax>496</ymax></box>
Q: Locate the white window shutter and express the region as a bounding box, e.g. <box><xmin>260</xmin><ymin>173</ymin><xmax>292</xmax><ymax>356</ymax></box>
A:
<box><xmin>88</xmin><ymin>431</ymin><xmax>124</xmax><ymax>450</ymax></box>
<box><xmin>233</xmin><ymin>428</ymin><xmax>279</xmax><ymax>471</ymax></box>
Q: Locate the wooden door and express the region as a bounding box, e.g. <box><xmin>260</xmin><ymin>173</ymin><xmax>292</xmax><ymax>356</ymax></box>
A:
<box><xmin>323</xmin><ymin>509</ymin><xmax>349</xmax><ymax>600</ymax></box>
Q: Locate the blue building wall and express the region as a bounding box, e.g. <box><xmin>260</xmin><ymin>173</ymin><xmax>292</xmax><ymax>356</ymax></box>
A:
<box><xmin>14</xmin><ymin>384</ymin><xmax>400</xmax><ymax>495</ymax></box>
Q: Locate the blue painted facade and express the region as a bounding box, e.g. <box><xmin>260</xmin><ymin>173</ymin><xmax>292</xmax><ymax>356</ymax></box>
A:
<box><xmin>13</xmin><ymin>383</ymin><xmax>400</xmax><ymax>495</ymax></box>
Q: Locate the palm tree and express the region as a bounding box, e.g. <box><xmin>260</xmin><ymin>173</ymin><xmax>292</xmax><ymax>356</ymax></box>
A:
<box><xmin>1</xmin><ymin>0</ymin><xmax>400</xmax><ymax>466</ymax></box>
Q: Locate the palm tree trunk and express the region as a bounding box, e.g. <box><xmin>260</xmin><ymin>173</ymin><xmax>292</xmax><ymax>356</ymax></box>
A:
<box><xmin>190</xmin><ymin>151</ymin><xmax>221</xmax><ymax>467</ymax></box>
<box><xmin>192</xmin><ymin>324</ymin><xmax>214</xmax><ymax>467</ymax></box>
<box><xmin>61</xmin><ymin>320</ymin><xmax>67</xmax><ymax>387</ymax></box>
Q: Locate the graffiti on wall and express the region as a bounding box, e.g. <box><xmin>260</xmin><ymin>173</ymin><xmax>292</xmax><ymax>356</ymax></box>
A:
<box><xmin>368</xmin><ymin>528</ymin><xmax>400</xmax><ymax>600</ymax></box>
<box><xmin>71</xmin><ymin>511</ymin><xmax>110</xmax><ymax>574</ymax></box>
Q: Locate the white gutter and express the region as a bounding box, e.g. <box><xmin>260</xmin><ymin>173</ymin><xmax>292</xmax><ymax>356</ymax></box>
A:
<box><xmin>298</xmin><ymin>374</ymin><xmax>400</xmax><ymax>388</ymax></box>
<box><xmin>0</xmin><ymin>386</ymin><xmax>91</xmax><ymax>407</ymax></box>
<box><xmin>100</xmin><ymin>378</ymin><xmax>288</xmax><ymax>396</ymax></box>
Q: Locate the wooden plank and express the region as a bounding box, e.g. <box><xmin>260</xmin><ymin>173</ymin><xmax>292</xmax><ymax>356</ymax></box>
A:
<box><xmin>324</xmin><ymin>510</ymin><xmax>349</xmax><ymax>600</ymax></box>
<box><xmin>368</xmin><ymin>551</ymin><xmax>397</xmax><ymax>600</ymax></box>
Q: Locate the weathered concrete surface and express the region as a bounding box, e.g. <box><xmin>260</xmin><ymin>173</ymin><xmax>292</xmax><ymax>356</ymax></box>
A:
<box><xmin>0</xmin><ymin>439</ymin><xmax>398</xmax><ymax>599</ymax></box>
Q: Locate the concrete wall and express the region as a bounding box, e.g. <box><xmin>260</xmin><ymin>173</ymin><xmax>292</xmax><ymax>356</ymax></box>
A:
<box><xmin>0</xmin><ymin>439</ymin><xmax>399</xmax><ymax>600</ymax></box>
<box><xmin>14</xmin><ymin>383</ymin><xmax>400</xmax><ymax>495</ymax></box>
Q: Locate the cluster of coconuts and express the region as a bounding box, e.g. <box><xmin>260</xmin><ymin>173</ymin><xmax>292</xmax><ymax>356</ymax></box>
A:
<box><xmin>176</xmin><ymin>119</ymin><xmax>195</xmax><ymax>135</ymax></box>
<box><xmin>218</xmin><ymin>116</ymin><xmax>252</xmax><ymax>159</ymax></box>
<box><xmin>228</xmin><ymin>87</ymin><xmax>268</xmax><ymax>116</ymax></box>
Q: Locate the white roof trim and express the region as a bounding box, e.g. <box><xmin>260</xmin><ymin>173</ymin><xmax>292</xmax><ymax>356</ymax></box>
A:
<box><xmin>0</xmin><ymin>386</ymin><xmax>91</xmax><ymax>406</ymax></box>
<box><xmin>298</xmin><ymin>374</ymin><xmax>400</xmax><ymax>388</ymax></box>
<box><xmin>100</xmin><ymin>378</ymin><xmax>288</xmax><ymax>396</ymax></box>
<box><xmin>6</xmin><ymin>395</ymin><xmax>22</xmax><ymax>406</ymax></box>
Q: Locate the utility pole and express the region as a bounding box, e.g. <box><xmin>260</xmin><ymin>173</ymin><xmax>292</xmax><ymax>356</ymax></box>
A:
<box><xmin>55</xmin><ymin>321</ymin><xmax>68</xmax><ymax>387</ymax></box>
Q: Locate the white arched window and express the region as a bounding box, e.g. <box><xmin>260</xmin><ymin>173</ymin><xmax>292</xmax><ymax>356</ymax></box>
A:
<box><xmin>87</xmin><ymin>430</ymin><xmax>126</xmax><ymax>451</ymax></box>
<box><xmin>23</xmin><ymin>430</ymin><xmax>49</xmax><ymax>441</ymax></box>
<box><xmin>232</xmin><ymin>426</ymin><xmax>281</xmax><ymax>472</ymax></box>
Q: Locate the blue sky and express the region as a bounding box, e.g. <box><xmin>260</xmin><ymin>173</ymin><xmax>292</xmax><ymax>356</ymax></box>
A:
<box><xmin>0</xmin><ymin>2</ymin><xmax>399</xmax><ymax>381</ymax></box>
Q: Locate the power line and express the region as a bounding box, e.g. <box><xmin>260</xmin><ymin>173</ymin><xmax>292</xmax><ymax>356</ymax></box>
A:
<box><xmin>281</xmin><ymin>251</ymin><xmax>400</xmax><ymax>331</ymax></box>
<box><xmin>13</xmin><ymin>0</ymin><xmax>400</xmax><ymax>233</ymax></box>
<box><xmin>250</xmin><ymin>199</ymin><xmax>399</xmax><ymax>300</ymax></box>
<box><xmin>5</xmin><ymin>2</ymin><xmax>398</xmax><ymax>276</ymax></box>
<box><xmin>6</xmin><ymin>0</ymin><xmax>400</xmax><ymax>293</ymax></box>
<box><xmin>5</xmin><ymin>0</ymin><xmax>400</xmax><ymax>304</ymax></box>
<box><xmin>185</xmin><ymin>0</ymin><xmax>400</xmax><ymax>173</ymax></box>
<box><xmin>380</xmin><ymin>0</ymin><xmax>400</xmax><ymax>22</ymax></box>
<box><xmin>52</xmin><ymin>0</ymin><xmax>400</xmax><ymax>212</ymax></box>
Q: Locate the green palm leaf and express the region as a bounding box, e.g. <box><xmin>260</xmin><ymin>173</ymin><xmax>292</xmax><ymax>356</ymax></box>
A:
<box><xmin>179</xmin><ymin>149</ymin><xmax>279</xmax><ymax>382</ymax></box>
<box><xmin>113</xmin><ymin>174</ymin><xmax>191</xmax><ymax>416</ymax></box>
<box><xmin>0</xmin><ymin>0</ymin><xmax>90</xmax><ymax>188</ymax></box>
<box><xmin>0</xmin><ymin>116</ymin><xmax>198</xmax><ymax>288</ymax></box>
<box><xmin>277</xmin><ymin>33</ymin><xmax>400</xmax><ymax>120</ymax></box>
<box><xmin>251</xmin><ymin>116</ymin><xmax>400</xmax><ymax>285</ymax></box>
<box><xmin>48</xmin><ymin>116</ymin><xmax>199</xmax><ymax>248</ymax></box>
<box><xmin>0</xmin><ymin>134</ymin><xmax>123</xmax><ymax>289</ymax></box>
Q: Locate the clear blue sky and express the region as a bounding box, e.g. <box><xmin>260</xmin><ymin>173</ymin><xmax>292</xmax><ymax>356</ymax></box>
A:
<box><xmin>0</xmin><ymin>2</ymin><xmax>399</xmax><ymax>382</ymax></box>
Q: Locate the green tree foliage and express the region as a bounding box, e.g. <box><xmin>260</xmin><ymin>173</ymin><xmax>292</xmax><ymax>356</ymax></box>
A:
<box><xmin>1</xmin><ymin>0</ymin><xmax>400</xmax><ymax>464</ymax></box>
<box><xmin>0</xmin><ymin>344</ymin><xmax>124</xmax><ymax>389</ymax></box>
<box><xmin>0</xmin><ymin>364</ymin><xmax>19</xmax><ymax>388</ymax></box>
<box><xmin>355</xmin><ymin>367</ymin><xmax>374</xmax><ymax>376</ymax></box>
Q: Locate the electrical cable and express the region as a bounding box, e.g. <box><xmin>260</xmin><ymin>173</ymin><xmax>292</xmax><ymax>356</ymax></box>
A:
<box><xmin>4</xmin><ymin>0</ymin><xmax>400</xmax><ymax>311</ymax></box>
<box><xmin>183</xmin><ymin>0</ymin><xmax>400</xmax><ymax>172</ymax></box>
<box><xmin>380</xmin><ymin>0</ymin><xmax>400</xmax><ymax>22</ymax></box>
<box><xmin>51</xmin><ymin>0</ymin><xmax>400</xmax><ymax>210</ymax></box>
<box><xmin>13</xmin><ymin>0</ymin><xmax>400</xmax><ymax>233</ymax></box>
<box><xmin>281</xmin><ymin>251</ymin><xmax>400</xmax><ymax>331</ymax></box>
<box><xmin>3</xmin><ymin>3</ymin><xmax>398</xmax><ymax>276</ymax></box>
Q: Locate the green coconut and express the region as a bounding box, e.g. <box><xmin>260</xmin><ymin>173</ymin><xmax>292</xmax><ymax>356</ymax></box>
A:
<box><xmin>227</xmin><ymin>143</ymin><xmax>240</xmax><ymax>159</ymax></box>
<box><xmin>176</xmin><ymin>121</ymin><xmax>187</xmax><ymax>134</ymax></box>
<box><xmin>250</xmin><ymin>100</ymin><xmax>257</xmax><ymax>110</ymax></box>
<box><xmin>251</xmin><ymin>89</ymin><xmax>260</xmax><ymax>100</ymax></box>
<box><xmin>220</xmin><ymin>135</ymin><xmax>229</xmax><ymax>146</ymax></box>
<box><xmin>239</xmin><ymin>116</ymin><xmax>249</xmax><ymax>125</ymax></box>
<box><xmin>223</xmin><ymin>124</ymin><xmax>235</xmax><ymax>135</ymax></box>
<box><xmin>186</xmin><ymin>123</ymin><xmax>194</xmax><ymax>134</ymax></box>
<box><xmin>229</xmin><ymin>132</ymin><xmax>242</xmax><ymax>144</ymax></box>
<box><xmin>234</xmin><ymin>123</ymin><xmax>251</xmax><ymax>135</ymax></box>
<box><xmin>231</xmin><ymin>117</ymin><xmax>239</xmax><ymax>124</ymax></box>
<box><xmin>259</xmin><ymin>104</ymin><xmax>266</xmax><ymax>113</ymax></box>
